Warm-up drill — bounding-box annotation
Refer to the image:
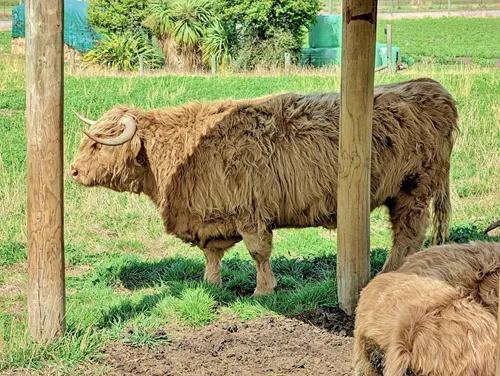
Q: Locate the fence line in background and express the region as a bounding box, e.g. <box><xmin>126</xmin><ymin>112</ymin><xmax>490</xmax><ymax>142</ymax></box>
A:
<box><xmin>323</xmin><ymin>0</ymin><xmax>500</xmax><ymax>13</ymax></box>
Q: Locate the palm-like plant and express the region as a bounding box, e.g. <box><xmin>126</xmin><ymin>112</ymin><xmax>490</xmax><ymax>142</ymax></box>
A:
<box><xmin>83</xmin><ymin>32</ymin><xmax>164</xmax><ymax>71</ymax></box>
<box><xmin>144</xmin><ymin>0</ymin><xmax>230</xmax><ymax>70</ymax></box>
<box><xmin>201</xmin><ymin>22</ymin><xmax>231</xmax><ymax>66</ymax></box>
<box><xmin>143</xmin><ymin>0</ymin><xmax>178</xmax><ymax>68</ymax></box>
<box><xmin>173</xmin><ymin>0</ymin><xmax>213</xmax><ymax>45</ymax></box>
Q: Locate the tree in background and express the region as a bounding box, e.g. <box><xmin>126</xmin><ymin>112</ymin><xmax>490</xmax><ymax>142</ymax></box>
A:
<box><xmin>87</xmin><ymin>0</ymin><xmax>150</xmax><ymax>36</ymax></box>
<box><xmin>85</xmin><ymin>0</ymin><xmax>320</xmax><ymax>71</ymax></box>
<box><xmin>144</xmin><ymin>0</ymin><xmax>228</xmax><ymax>70</ymax></box>
<box><xmin>86</xmin><ymin>0</ymin><xmax>161</xmax><ymax>71</ymax></box>
<box><xmin>214</xmin><ymin>0</ymin><xmax>321</xmax><ymax>69</ymax></box>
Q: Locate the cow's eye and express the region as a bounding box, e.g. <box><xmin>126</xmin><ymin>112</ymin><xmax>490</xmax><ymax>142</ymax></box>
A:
<box><xmin>92</xmin><ymin>143</ymin><xmax>102</xmax><ymax>151</ymax></box>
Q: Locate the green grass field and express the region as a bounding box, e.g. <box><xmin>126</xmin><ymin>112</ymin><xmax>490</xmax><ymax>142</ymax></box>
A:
<box><xmin>376</xmin><ymin>18</ymin><xmax>500</xmax><ymax>66</ymax></box>
<box><xmin>322</xmin><ymin>0</ymin><xmax>500</xmax><ymax>12</ymax></box>
<box><xmin>1</xmin><ymin>17</ymin><xmax>500</xmax><ymax>374</ymax></box>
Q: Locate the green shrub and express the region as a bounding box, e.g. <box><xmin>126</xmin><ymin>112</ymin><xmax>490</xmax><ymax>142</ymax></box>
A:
<box><xmin>234</xmin><ymin>30</ymin><xmax>298</xmax><ymax>70</ymax></box>
<box><xmin>83</xmin><ymin>32</ymin><xmax>164</xmax><ymax>71</ymax></box>
<box><xmin>87</xmin><ymin>0</ymin><xmax>150</xmax><ymax>36</ymax></box>
<box><xmin>201</xmin><ymin>22</ymin><xmax>231</xmax><ymax>65</ymax></box>
<box><xmin>214</xmin><ymin>0</ymin><xmax>320</xmax><ymax>70</ymax></box>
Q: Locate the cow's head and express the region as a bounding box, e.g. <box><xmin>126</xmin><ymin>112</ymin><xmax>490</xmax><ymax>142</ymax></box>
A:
<box><xmin>70</xmin><ymin>107</ymin><xmax>148</xmax><ymax>193</ymax></box>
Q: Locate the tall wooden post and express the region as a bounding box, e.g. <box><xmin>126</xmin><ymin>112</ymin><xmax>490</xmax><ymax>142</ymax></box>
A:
<box><xmin>26</xmin><ymin>0</ymin><xmax>66</xmax><ymax>340</ymax></box>
<box><xmin>70</xmin><ymin>48</ymin><xmax>76</xmax><ymax>75</ymax></box>
<box><xmin>497</xmin><ymin>297</ymin><xmax>500</xmax><ymax>376</ymax></box>
<box><xmin>386</xmin><ymin>24</ymin><xmax>393</xmax><ymax>74</ymax></box>
<box><xmin>211</xmin><ymin>54</ymin><xmax>216</xmax><ymax>77</ymax></box>
<box><xmin>497</xmin><ymin>277</ymin><xmax>500</xmax><ymax>376</ymax></box>
<box><xmin>139</xmin><ymin>54</ymin><xmax>144</xmax><ymax>76</ymax></box>
<box><xmin>337</xmin><ymin>0</ymin><xmax>378</xmax><ymax>315</ymax></box>
<box><xmin>284</xmin><ymin>53</ymin><xmax>291</xmax><ymax>75</ymax></box>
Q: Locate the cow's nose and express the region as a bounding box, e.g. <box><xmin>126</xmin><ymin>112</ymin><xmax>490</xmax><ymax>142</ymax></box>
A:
<box><xmin>71</xmin><ymin>169</ymin><xmax>79</xmax><ymax>178</ymax></box>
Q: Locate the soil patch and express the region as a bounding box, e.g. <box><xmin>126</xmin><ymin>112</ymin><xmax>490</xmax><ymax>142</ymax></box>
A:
<box><xmin>105</xmin><ymin>315</ymin><xmax>355</xmax><ymax>376</ymax></box>
<box><xmin>291</xmin><ymin>306</ymin><xmax>355</xmax><ymax>337</ymax></box>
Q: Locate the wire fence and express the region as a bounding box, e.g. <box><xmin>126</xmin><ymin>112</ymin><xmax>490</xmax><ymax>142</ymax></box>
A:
<box><xmin>1</xmin><ymin>0</ymin><xmax>20</xmax><ymax>20</ymax></box>
<box><xmin>323</xmin><ymin>0</ymin><xmax>500</xmax><ymax>13</ymax></box>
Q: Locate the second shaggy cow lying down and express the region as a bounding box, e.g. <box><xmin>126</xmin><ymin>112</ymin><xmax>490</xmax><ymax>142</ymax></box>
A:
<box><xmin>354</xmin><ymin>240</ymin><xmax>500</xmax><ymax>376</ymax></box>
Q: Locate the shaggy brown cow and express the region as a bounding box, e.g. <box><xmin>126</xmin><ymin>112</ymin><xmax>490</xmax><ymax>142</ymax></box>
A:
<box><xmin>70</xmin><ymin>78</ymin><xmax>458</xmax><ymax>295</ymax></box>
<box><xmin>354</xmin><ymin>241</ymin><xmax>500</xmax><ymax>376</ymax></box>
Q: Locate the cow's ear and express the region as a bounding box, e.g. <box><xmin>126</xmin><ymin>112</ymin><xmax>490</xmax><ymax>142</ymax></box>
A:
<box><xmin>129</xmin><ymin>135</ymin><xmax>142</xmax><ymax>159</ymax></box>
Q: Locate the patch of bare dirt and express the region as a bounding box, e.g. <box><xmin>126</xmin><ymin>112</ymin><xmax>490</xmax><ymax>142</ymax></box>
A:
<box><xmin>104</xmin><ymin>315</ymin><xmax>354</xmax><ymax>376</ymax></box>
<box><xmin>291</xmin><ymin>307</ymin><xmax>355</xmax><ymax>337</ymax></box>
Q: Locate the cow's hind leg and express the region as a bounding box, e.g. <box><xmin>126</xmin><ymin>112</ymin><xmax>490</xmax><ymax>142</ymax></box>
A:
<box><xmin>382</xmin><ymin>193</ymin><xmax>430</xmax><ymax>273</ymax></box>
<box><xmin>239</xmin><ymin>229</ymin><xmax>276</xmax><ymax>296</ymax></box>
<box><xmin>355</xmin><ymin>338</ymin><xmax>385</xmax><ymax>376</ymax></box>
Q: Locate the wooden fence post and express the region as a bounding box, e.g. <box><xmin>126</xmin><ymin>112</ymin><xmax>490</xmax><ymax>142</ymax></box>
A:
<box><xmin>211</xmin><ymin>54</ymin><xmax>216</xmax><ymax>77</ymax></box>
<box><xmin>497</xmin><ymin>287</ymin><xmax>500</xmax><ymax>376</ymax></box>
<box><xmin>337</xmin><ymin>0</ymin><xmax>378</xmax><ymax>315</ymax></box>
<box><xmin>70</xmin><ymin>48</ymin><xmax>76</xmax><ymax>75</ymax></box>
<box><xmin>139</xmin><ymin>54</ymin><xmax>144</xmax><ymax>76</ymax></box>
<box><xmin>386</xmin><ymin>24</ymin><xmax>393</xmax><ymax>74</ymax></box>
<box><xmin>26</xmin><ymin>0</ymin><xmax>66</xmax><ymax>341</ymax></box>
<box><xmin>284</xmin><ymin>53</ymin><xmax>291</xmax><ymax>75</ymax></box>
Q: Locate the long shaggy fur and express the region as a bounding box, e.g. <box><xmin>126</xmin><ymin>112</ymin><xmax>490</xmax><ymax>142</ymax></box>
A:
<box><xmin>354</xmin><ymin>241</ymin><xmax>500</xmax><ymax>376</ymax></box>
<box><xmin>71</xmin><ymin>78</ymin><xmax>458</xmax><ymax>295</ymax></box>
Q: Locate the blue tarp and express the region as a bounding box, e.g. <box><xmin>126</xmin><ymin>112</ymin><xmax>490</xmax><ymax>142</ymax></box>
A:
<box><xmin>12</xmin><ymin>0</ymin><xmax>100</xmax><ymax>53</ymax></box>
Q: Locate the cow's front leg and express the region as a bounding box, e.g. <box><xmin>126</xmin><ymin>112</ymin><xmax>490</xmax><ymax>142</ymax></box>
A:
<box><xmin>239</xmin><ymin>228</ymin><xmax>276</xmax><ymax>296</ymax></box>
<box><xmin>201</xmin><ymin>247</ymin><xmax>226</xmax><ymax>287</ymax></box>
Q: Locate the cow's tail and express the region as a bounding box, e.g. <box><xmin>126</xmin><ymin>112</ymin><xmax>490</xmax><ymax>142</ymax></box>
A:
<box><xmin>431</xmin><ymin>169</ymin><xmax>451</xmax><ymax>245</ymax></box>
<box><xmin>383</xmin><ymin>306</ymin><xmax>426</xmax><ymax>376</ymax></box>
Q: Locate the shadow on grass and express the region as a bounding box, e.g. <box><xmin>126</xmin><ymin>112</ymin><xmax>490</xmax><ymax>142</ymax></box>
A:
<box><xmin>90</xmin><ymin>247</ymin><xmax>387</xmax><ymax>330</ymax></box>
<box><xmin>95</xmin><ymin>291</ymin><xmax>170</xmax><ymax>329</ymax></box>
<box><xmin>117</xmin><ymin>248</ymin><xmax>388</xmax><ymax>294</ymax></box>
<box><xmin>93</xmin><ymin>223</ymin><xmax>499</xmax><ymax>333</ymax></box>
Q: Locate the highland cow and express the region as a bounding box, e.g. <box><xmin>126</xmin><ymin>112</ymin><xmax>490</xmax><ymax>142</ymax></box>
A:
<box><xmin>354</xmin><ymin>240</ymin><xmax>500</xmax><ymax>376</ymax></box>
<box><xmin>70</xmin><ymin>78</ymin><xmax>458</xmax><ymax>296</ymax></box>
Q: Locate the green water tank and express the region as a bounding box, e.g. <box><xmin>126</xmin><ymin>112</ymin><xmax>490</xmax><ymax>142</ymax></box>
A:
<box><xmin>377</xmin><ymin>44</ymin><xmax>401</xmax><ymax>71</ymax></box>
<box><xmin>374</xmin><ymin>42</ymin><xmax>385</xmax><ymax>68</ymax></box>
<box><xmin>308</xmin><ymin>15</ymin><xmax>343</xmax><ymax>49</ymax></box>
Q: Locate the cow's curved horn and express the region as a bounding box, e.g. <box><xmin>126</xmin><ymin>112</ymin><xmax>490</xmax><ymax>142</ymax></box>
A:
<box><xmin>83</xmin><ymin>115</ymin><xmax>137</xmax><ymax>147</ymax></box>
<box><xmin>483</xmin><ymin>220</ymin><xmax>500</xmax><ymax>235</ymax></box>
<box><xmin>73</xmin><ymin>110</ymin><xmax>96</xmax><ymax>126</ymax></box>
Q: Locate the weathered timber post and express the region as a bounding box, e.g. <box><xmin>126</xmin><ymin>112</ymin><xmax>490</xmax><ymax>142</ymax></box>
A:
<box><xmin>386</xmin><ymin>24</ymin><xmax>393</xmax><ymax>74</ymax></box>
<box><xmin>26</xmin><ymin>0</ymin><xmax>66</xmax><ymax>341</ymax></box>
<box><xmin>497</xmin><ymin>283</ymin><xmax>500</xmax><ymax>376</ymax></box>
<box><xmin>211</xmin><ymin>54</ymin><xmax>216</xmax><ymax>77</ymax></box>
<box><xmin>139</xmin><ymin>54</ymin><xmax>144</xmax><ymax>76</ymax></box>
<box><xmin>69</xmin><ymin>48</ymin><xmax>76</xmax><ymax>75</ymax></box>
<box><xmin>337</xmin><ymin>0</ymin><xmax>378</xmax><ymax>315</ymax></box>
<box><xmin>284</xmin><ymin>53</ymin><xmax>291</xmax><ymax>75</ymax></box>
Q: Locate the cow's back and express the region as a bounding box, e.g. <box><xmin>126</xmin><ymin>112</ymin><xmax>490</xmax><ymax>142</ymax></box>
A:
<box><xmin>167</xmin><ymin>79</ymin><xmax>458</xmax><ymax>239</ymax></box>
